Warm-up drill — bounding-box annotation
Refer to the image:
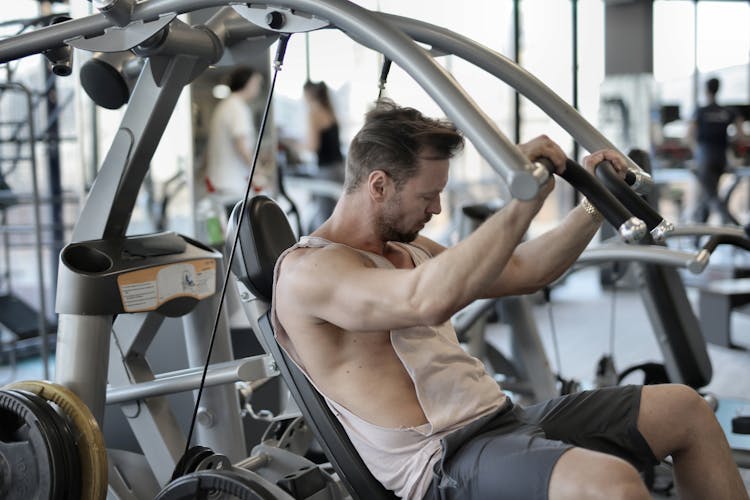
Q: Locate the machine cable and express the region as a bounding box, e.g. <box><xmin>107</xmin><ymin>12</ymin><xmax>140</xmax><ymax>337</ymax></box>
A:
<box><xmin>543</xmin><ymin>286</ymin><xmax>580</xmax><ymax>395</ymax></box>
<box><xmin>377</xmin><ymin>57</ymin><xmax>392</xmax><ymax>101</ymax></box>
<box><xmin>594</xmin><ymin>271</ymin><xmax>620</xmax><ymax>389</ymax></box>
<box><xmin>183</xmin><ymin>33</ymin><xmax>292</xmax><ymax>456</ymax></box>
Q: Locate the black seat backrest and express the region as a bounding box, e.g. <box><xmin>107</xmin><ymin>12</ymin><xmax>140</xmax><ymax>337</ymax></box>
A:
<box><xmin>229</xmin><ymin>196</ymin><xmax>399</xmax><ymax>500</ymax></box>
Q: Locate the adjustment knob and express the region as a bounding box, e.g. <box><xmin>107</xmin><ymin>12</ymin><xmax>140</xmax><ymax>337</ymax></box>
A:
<box><xmin>265</xmin><ymin>11</ymin><xmax>286</xmax><ymax>30</ymax></box>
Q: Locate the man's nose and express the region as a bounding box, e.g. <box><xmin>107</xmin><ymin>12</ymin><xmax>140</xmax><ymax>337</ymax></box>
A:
<box><xmin>428</xmin><ymin>197</ymin><xmax>442</xmax><ymax>215</ymax></box>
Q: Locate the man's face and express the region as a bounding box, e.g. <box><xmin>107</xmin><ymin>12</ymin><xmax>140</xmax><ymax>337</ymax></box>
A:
<box><xmin>376</xmin><ymin>155</ymin><xmax>449</xmax><ymax>243</ymax></box>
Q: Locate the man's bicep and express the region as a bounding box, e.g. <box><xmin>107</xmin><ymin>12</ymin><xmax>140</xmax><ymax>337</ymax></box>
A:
<box><xmin>278</xmin><ymin>250</ymin><xmax>423</xmax><ymax>332</ymax></box>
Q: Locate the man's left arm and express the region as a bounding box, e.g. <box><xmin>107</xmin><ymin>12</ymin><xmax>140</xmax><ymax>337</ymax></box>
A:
<box><xmin>482</xmin><ymin>149</ymin><xmax>629</xmax><ymax>297</ymax></box>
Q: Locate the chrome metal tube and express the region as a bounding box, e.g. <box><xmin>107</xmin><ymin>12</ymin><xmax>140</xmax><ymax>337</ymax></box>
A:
<box><xmin>106</xmin><ymin>354</ymin><xmax>277</xmax><ymax>405</ymax></box>
<box><xmin>578</xmin><ymin>245</ymin><xmax>706</xmax><ymax>274</ymax></box>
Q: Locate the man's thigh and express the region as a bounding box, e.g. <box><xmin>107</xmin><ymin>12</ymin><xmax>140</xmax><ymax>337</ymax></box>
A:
<box><xmin>428</xmin><ymin>428</ymin><xmax>571</xmax><ymax>500</ymax></box>
<box><xmin>522</xmin><ymin>385</ymin><xmax>658</xmax><ymax>471</ymax></box>
<box><xmin>426</xmin><ymin>387</ymin><xmax>657</xmax><ymax>500</ymax></box>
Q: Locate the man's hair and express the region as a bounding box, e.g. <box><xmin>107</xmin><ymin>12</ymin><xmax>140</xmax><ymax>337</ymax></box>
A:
<box><xmin>344</xmin><ymin>100</ymin><xmax>464</xmax><ymax>193</ymax></box>
<box><xmin>706</xmin><ymin>77</ymin><xmax>720</xmax><ymax>95</ymax></box>
<box><xmin>228</xmin><ymin>67</ymin><xmax>257</xmax><ymax>93</ymax></box>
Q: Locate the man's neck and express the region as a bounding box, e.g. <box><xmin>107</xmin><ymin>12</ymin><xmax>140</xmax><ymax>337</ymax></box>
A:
<box><xmin>312</xmin><ymin>195</ymin><xmax>389</xmax><ymax>256</ymax></box>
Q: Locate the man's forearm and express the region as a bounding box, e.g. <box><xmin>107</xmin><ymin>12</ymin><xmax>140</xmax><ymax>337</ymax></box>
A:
<box><xmin>412</xmin><ymin>199</ymin><xmax>542</xmax><ymax>321</ymax></box>
<box><xmin>503</xmin><ymin>200</ymin><xmax>602</xmax><ymax>291</ymax></box>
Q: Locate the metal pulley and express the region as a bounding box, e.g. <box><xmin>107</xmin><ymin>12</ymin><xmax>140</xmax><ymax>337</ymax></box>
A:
<box><xmin>170</xmin><ymin>444</ymin><xmax>231</xmax><ymax>482</ymax></box>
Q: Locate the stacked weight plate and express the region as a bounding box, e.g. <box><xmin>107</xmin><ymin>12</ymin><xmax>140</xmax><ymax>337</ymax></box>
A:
<box><xmin>0</xmin><ymin>380</ymin><xmax>107</xmax><ymax>500</ymax></box>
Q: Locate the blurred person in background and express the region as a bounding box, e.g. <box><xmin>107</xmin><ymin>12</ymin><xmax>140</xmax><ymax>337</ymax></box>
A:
<box><xmin>205</xmin><ymin>66</ymin><xmax>265</xmax><ymax>213</ymax></box>
<box><xmin>303</xmin><ymin>80</ymin><xmax>344</xmax><ymax>233</ymax></box>
<box><xmin>687</xmin><ymin>77</ymin><xmax>745</xmax><ymax>226</ymax></box>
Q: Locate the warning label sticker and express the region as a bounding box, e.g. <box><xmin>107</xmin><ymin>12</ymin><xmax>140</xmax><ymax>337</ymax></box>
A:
<box><xmin>117</xmin><ymin>259</ymin><xmax>216</xmax><ymax>312</ymax></box>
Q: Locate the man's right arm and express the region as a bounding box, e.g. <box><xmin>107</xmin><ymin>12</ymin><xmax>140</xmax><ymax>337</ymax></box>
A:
<box><xmin>275</xmin><ymin>197</ymin><xmax>547</xmax><ymax>333</ymax></box>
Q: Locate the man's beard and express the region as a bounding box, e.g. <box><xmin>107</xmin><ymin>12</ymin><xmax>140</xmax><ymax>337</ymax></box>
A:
<box><xmin>375</xmin><ymin>198</ymin><xmax>427</xmax><ymax>243</ymax></box>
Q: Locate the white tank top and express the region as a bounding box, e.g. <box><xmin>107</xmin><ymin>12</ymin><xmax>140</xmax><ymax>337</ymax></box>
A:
<box><xmin>272</xmin><ymin>236</ymin><xmax>505</xmax><ymax>499</ymax></box>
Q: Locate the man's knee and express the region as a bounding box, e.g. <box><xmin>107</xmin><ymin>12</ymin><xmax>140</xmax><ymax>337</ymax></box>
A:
<box><xmin>639</xmin><ymin>384</ymin><xmax>720</xmax><ymax>456</ymax></box>
<box><xmin>550</xmin><ymin>449</ymin><xmax>649</xmax><ymax>500</ymax></box>
<box><xmin>648</xmin><ymin>384</ymin><xmax>715</xmax><ymax>424</ymax></box>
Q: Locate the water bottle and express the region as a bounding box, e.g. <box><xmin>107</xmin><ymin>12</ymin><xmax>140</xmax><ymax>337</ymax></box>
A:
<box><xmin>196</xmin><ymin>177</ymin><xmax>227</xmax><ymax>248</ymax></box>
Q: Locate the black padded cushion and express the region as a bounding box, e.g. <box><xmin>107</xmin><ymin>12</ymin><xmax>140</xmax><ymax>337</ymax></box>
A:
<box><xmin>228</xmin><ymin>195</ymin><xmax>297</xmax><ymax>302</ymax></box>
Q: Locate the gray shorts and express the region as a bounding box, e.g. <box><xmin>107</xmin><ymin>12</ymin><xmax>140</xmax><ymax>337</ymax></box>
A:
<box><xmin>424</xmin><ymin>385</ymin><xmax>658</xmax><ymax>500</ymax></box>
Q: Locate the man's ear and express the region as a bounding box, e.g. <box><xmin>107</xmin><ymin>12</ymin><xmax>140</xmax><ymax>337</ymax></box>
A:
<box><xmin>368</xmin><ymin>170</ymin><xmax>390</xmax><ymax>201</ymax></box>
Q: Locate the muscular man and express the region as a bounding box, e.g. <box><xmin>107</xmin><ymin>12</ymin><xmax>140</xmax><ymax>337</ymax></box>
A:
<box><xmin>274</xmin><ymin>101</ymin><xmax>747</xmax><ymax>499</ymax></box>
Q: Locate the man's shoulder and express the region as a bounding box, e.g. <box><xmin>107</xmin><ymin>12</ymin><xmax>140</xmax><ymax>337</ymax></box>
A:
<box><xmin>279</xmin><ymin>241</ymin><xmax>373</xmax><ymax>278</ymax></box>
<box><xmin>274</xmin><ymin>241</ymin><xmax>375</xmax><ymax>313</ymax></box>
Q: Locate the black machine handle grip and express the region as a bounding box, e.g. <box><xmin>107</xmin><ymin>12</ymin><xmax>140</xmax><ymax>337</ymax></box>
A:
<box><xmin>595</xmin><ymin>161</ymin><xmax>673</xmax><ymax>241</ymax></box>
<box><xmin>559</xmin><ymin>159</ymin><xmax>646</xmax><ymax>242</ymax></box>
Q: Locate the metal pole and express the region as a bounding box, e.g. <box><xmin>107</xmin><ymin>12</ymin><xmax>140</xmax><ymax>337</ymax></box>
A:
<box><xmin>5</xmin><ymin>82</ymin><xmax>50</xmax><ymax>380</ymax></box>
<box><xmin>692</xmin><ymin>0</ymin><xmax>699</xmax><ymax>111</ymax></box>
<box><xmin>513</xmin><ymin>0</ymin><xmax>521</xmax><ymax>144</ymax></box>
<box><xmin>305</xmin><ymin>32</ymin><xmax>310</xmax><ymax>81</ymax></box>
<box><xmin>572</xmin><ymin>0</ymin><xmax>580</xmax><ymax>162</ymax></box>
<box><xmin>42</xmin><ymin>71</ymin><xmax>64</xmax><ymax>321</ymax></box>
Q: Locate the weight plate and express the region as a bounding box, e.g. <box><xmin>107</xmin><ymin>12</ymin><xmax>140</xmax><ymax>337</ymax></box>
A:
<box><xmin>0</xmin><ymin>390</ymin><xmax>52</xmax><ymax>500</ymax></box>
<box><xmin>47</xmin><ymin>398</ymin><xmax>83</xmax><ymax>500</ymax></box>
<box><xmin>9</xmin><ymin>389</ymin><xmax>77</xmax><ymax>498</ymax></box>
<box><xmin>6</xmin><ymin>380</ymin><xmax>108</xmax><ymax>500</ymax></box>
<box><xmin>18</xmin><ymin>388</ymin><xmax>82</xmax><ymax>500</ymax></box>
<box><xmin>156</xmin><ymin>469</ymin><xmax>277</xmax><ymax>500</ymax></box>
<box><xmin>2</xmin><ymin>389</ymin><xmax>63</xmax><ymax>500</ymax></box>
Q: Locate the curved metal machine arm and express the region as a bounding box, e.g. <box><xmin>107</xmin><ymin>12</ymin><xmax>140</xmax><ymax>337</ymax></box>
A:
<box><xmin>381</xmin><ymin>13</ymin><xmax>653</xmax><ymax>194</ymax></box>
<box><xmin>578</xmin><ymin>245</ymin><xmax>710</xmax><ymax>274</ymax></box>
<box><xmin>577</xmin><ymin>228</ymin><xmax>750</xmax><ymax>275</ymax></box>
<box><xmin>668</xmin><ymin>224</ymin><xmax>749</xmax><ymax>239</ymax></box>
